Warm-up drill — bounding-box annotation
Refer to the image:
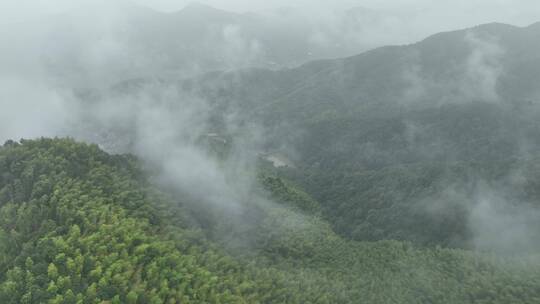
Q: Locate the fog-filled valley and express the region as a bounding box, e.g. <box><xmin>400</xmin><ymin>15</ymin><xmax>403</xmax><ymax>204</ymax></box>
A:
<box><xmin>2</xmin><ymin>1</ymin><xmax>540</xmax><ymax>303</ymax></box>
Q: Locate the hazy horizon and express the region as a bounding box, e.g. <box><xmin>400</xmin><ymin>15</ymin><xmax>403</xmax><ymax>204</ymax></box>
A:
<box><xmin>3</xmin><ymin>0</ymin><xmax>540</xmax><ymax>26</ymax></box>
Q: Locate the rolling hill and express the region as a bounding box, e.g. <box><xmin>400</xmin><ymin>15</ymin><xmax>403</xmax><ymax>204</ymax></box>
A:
<box><xmin>1</xmin><ymin>138</ymin><xmax>540</xmax><ymax>303</ymax></box>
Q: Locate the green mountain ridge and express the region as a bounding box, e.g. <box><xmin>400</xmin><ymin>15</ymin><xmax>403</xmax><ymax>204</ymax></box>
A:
<box><xmin>1</xmin><ymin>138</ymin><xmax>540</xmax><ymax>303</ymax></box>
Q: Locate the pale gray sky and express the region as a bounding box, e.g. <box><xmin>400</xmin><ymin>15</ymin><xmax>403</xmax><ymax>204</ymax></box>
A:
<box><xmin>2</xmin><ymin>0</ymin><xmax>540</xmax><ymax>25</ymax></box>
<box><xmin>131</xmin><ymin>0</ymin><xmax>540</xmax><ymax>14</ymax></box>
<box><xmin>134</xmin><ymin>0</ymin><xmax>540</xmax><ymax>27</ymax></box>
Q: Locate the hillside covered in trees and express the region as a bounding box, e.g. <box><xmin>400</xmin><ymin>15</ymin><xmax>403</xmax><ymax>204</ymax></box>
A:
<box><xmin>3</xmin><ymin>1</ymin><xmax>540</xmax><ymax>302</ymax></box>
<box><xmin>1</xmin><ymin>138</ymin><xmax>540</xmax><ymax>303</ymax></box>
<box><xmin>86</xmin><ymin>22</ymin><xmax>540</xmax><ymax>254</ymax></box>
<box><xmin>183</xmin><ymin>22</ymin><xmax>540</xmax><ymax>250</ymax></box>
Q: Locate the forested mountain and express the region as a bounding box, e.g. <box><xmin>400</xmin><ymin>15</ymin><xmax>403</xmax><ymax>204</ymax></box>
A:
<box><xmin>175</xmin><ymin>22</ymin><xmax>540</xmax><ymax>248</ymax></box>
<box><xmin>1</xmin><ymin>138</ymin><xmax>540</xmax><ymax>303</ymax></box>
<box><xmin>67</xmin><ymin>21</ymin><xmax>540</xmax><ymax>251</ymax></box>
<box><xmin>194</xmin><ymin>22</ymin><xmax>540</xmax><ymax>151</ymax></box>
<box><xmin>3</xmin><ymin>1</ymin><xmax>540</xmax><ymax>301</ymax></box>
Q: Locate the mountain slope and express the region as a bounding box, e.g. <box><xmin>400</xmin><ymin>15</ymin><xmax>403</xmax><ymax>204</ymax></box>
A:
<box><xmin>74</xmin><ymin>22</ymin><xmax>540</xmax><ymax>248</ymax></box>
<box><xmin>198</xmin><ymin>22</ymin><xmax>540</xmax><ymax>125</ymax></box>
<box><xmin>180</xmin><ymin>22</ymin><xmax>540</xmax><ymax>247</ymax></box>
<box><xmin>1</xmin><ymin>138</ymin><xmax>540</xmax><ymax>303</ymax></box>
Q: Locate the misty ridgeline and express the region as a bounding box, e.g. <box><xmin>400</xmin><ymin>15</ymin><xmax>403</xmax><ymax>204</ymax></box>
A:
<box><xmin>1</xmin><ymin>1</ymin><xmax>540</xmax><ymax>304</ymax></box>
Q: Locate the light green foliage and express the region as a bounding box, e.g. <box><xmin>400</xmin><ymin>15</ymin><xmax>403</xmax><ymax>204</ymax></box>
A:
<box><xmin>0</xmin><ymin>138</ymin><xmax>539</xmax><ymax>303</ymax></box>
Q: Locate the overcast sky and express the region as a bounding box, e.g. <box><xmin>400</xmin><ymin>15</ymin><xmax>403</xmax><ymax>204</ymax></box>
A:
<box><xmin>2</xmin><ymin>0</ymin><xmax>540</xmax><ymax>26</ymax></box>
<box><xmin>139</xmin><ymin>0</ymin><xmax>540</xmax><ymax>15</ymax></box>
<box><xmin>142</xmin><ymin>0</ymin><xmax>540</xmax><ymax>29</ymax></box>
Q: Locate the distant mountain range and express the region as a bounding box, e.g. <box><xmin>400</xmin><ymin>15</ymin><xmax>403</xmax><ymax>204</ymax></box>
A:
<box><xmin>4</xmin><ymin>2</ymin><xmax>468</xmax><ymax>86</ymax></box>
<box><xmin>193</xmin><ymin>21</ymin><xmax>540</xmax><ymax>163</ymax></box>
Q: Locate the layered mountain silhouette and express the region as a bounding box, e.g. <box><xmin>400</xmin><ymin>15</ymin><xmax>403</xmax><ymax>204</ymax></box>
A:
<box><xmin>8</xmin><ymin>2</ymin><xmax>424</xmax><ymax>85</ymax></box>
<box><xmin>193</xmin><ymin>22</ymin><xmax>540</xmax><ymax>163</ymax></box>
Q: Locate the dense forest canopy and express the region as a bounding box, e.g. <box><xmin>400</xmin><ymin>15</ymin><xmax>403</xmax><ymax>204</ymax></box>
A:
<box><xmin>1</xmin><ymin>138</ymin><xmax>540</xmax><ymax>304</ymax></box>
<box><xmin>2</xmin><ymin>1</ymin><xmax>540</xmax><ymax>303</ymax></box>
<box><xmin>183</xmin><ymin>22</ymin><xmax>540</xmax><ymax>250</ymax></box>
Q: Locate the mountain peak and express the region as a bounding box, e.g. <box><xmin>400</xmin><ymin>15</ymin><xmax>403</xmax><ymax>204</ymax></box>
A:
<box><xmin>472</xmin><ymin>21</ymin><xmax>519</xmax><ymax>31</ymax></box>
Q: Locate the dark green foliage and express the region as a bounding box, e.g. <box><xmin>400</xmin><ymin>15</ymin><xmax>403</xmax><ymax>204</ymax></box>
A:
<box><xmin>258</xmin><ymin>174</ymin><xmax>322</xmax><ymax>215</ymax></box>
<box><xmin>280</xmin><ymin>155</ymin><xmax>540</xmax><ymax>248</ymax></box>
<box><xmin>180</xmin><ymin>23</ymin><xmax>540</xmax><ymax>248</ymax></box>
